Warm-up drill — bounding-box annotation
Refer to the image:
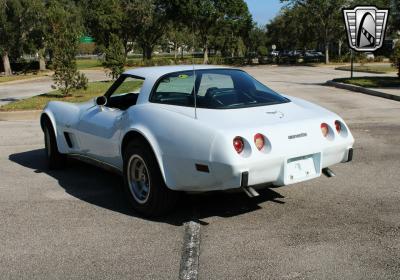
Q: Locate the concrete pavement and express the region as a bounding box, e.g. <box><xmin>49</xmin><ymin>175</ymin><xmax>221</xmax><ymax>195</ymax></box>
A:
<box><xmin>0</xmin><ymin>70</ymin><xmax>109</xmax><ymax>106</ymax></box>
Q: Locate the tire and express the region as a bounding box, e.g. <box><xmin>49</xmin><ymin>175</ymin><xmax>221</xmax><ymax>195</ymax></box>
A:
<box><xmin>123</xmin><ymin>141</ymin><xmax>179</xmax><ymax>217</ymax></box>
<box><xmin>43</xmin><ymin>120</ymin><xmax>66</xmax><ymax>170</ymax></box>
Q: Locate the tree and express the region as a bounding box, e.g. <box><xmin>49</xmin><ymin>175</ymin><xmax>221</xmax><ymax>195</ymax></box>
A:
<box><xmin>266</xmin><ymin>5</ymin><xmax>319</xmax><ymax>51</ymax></box>
<box><xmin>47</xmin><ymin>0</ymin><xmax>87</xmax><ymax>95</ymax></box>
<box><xmin>102</xmin><ymin>33</ymin><xmax>125</xmax><ymax>79</ymax></box>
<box><xmin>83</xmin><ymin>0</ymin><xmax>125</xmax><ymax>52</ymax></box>
<box><xmin>167</xmin><ymin>23</ymin><xmax>191</xmax><ymax>60</ymax></box>
<box><xmin>282</xmin><ymin>0</ymin><xmax>347</xmax><ymax>64</ymax></box>
<box><xmin>168</xmin><ymin>0</ymin><xmax>252</xmax><ymax>64</ymax></box>
<box><xmin>391</xmin><ymin>40</ymin><xmax>400</xmax><ymax>77</ymax></box>
<box><xmin>245</xmin><ymin>26</ymin><xmax>267</xmax><ymax>58</ymax></box>
<box><xmin>83</xmin><ymin>0</ymin><xmax>167</xmax><ymax>62</ymax></box>
<box><xmin>20</xmin><ymin>0</ymin><xmax>47</xmax><ymax>71</ymax></box>
<box><xmin>0</xmin><ymin>0</ymin><xmax>22</xmax><ymax>76</ymax></box>
<box><xmin>130</xmin><ymin>0</ymin><xmax>169</xmax><ymax>61</ymax></box>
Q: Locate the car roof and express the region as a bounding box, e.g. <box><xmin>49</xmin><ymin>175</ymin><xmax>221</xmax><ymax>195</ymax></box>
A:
<box><xmin>123</xmin><ymin>65</ymin><xmax>231</xmax><ymax>80</ymax></box>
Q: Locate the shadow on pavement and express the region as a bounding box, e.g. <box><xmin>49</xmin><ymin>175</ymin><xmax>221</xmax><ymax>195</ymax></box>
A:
<box><xmin>9</xmin><ymin>148</ymin><xmax>285</xmax><ymax>226</ymax></box>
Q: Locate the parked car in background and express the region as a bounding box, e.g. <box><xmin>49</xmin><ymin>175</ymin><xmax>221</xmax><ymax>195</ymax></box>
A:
<box><xmin>270</xmin><ymin>50</ymin><xmax>280</xmax><ymax>57</ymax></box>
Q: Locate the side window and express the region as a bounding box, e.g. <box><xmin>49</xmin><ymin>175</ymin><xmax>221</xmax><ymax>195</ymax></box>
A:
<box><xmin>112</xmin><ymin>76</ymin><xmax>144</xmax><ymax>97</ymax></box>
<box><xmin>152</xmin><ymin>71</ymin><xmax>195</xmax><ymax>106</ymax></box>
<box><xmin>106</xmin><ymin>76</ymin><xmax>144</xmax><ymax>110</ymax></box>
<box><xmin>197</xmin><ymin>73</ymin><xmax>234</xmax><ymax>96</ymax></box>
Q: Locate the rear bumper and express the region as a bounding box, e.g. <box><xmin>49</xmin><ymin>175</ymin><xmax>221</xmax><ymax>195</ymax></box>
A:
<box><xmin>173</xmin><ymin>145</ymin><xmax>353</xmax><ymax>192</ymax></box>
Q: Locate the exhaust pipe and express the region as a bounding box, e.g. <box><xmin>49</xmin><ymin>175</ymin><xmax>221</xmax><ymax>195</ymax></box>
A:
<box><xmin>241</xmin><ymin>171</ymin><xmax>259</xmax><ymax>197</ymax></box>
<box><xmin>242</xmin><ymin>186</ymin><xmax>260</xmax><ymax>197</ymax></box>
<box><xmin>322</xmin><ymin>167</ymin><xmax>336</xmax><ymax>178</ymax></box>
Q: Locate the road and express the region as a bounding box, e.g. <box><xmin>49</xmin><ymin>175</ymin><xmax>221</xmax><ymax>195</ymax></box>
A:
<box><xmin>0</xmin><ymin>66</ymin><xmax>399</xmax><ymax>279</ymax></box>
<box><xmin>0</xmin><ymin>70</ymin><xmax>109</xmax><ymax>106</ymax></box>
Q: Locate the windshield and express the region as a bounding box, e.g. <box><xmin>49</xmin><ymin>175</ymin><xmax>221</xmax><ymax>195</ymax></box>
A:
<box><xmin>151</xmin><ymin>69</ymin><xmax>290</xmax><ymax>109</ymax></box>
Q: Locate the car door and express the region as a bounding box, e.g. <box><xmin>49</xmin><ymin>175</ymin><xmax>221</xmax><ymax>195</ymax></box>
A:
<box><xmin>77</xmin><ymin>75</ymin><xmax>144</xmax><ymax>167</ymax></box>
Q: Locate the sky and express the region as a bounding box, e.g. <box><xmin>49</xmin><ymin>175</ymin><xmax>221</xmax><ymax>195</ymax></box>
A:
<box><xmin>244</xmin><ymin>0</ymin><xmax>285</xmax><ymax>26</ymax></box>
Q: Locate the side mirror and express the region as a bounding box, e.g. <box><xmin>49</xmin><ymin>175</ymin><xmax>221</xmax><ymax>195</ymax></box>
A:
<box><xmin>95</xmin><ymin>96</ymin><xmax>107</xmax><ymax>106</ymax></box>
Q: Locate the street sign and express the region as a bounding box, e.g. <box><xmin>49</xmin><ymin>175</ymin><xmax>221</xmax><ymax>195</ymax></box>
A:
<box><xmin>80</xmin><ymin>36</ymin><xmax>95</xmax><ymax>43</ymax></box>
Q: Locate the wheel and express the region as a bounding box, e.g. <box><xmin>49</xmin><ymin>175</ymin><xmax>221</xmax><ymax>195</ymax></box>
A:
<box><xmin>43</xmin><ymin>120</ymin><xmax>66</xmax><ymax>169</ymax></box>
<box><xmin>123</xmin><ymin>141</ymin><xmax>179</xmax><ymax>217</ymax></box>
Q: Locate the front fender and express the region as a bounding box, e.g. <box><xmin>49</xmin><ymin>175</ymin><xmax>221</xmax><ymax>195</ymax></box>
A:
<box><xmin>41</xmin><ymin>101</ymin><xmax>82</xmax><ymax>153</ymax></box>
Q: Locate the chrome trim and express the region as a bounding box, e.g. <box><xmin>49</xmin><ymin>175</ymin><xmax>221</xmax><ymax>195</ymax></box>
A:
<box><xmin>68</xmin><ymin>154</ymin><xmax>122</xmax><ymax>175</ymax></box>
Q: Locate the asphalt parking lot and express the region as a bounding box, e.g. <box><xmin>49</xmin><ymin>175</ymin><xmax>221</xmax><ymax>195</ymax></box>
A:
<box><xmin>0</xmin><ymin>66</ymin><xmax>399</xmax><ymax>279</ymax></box>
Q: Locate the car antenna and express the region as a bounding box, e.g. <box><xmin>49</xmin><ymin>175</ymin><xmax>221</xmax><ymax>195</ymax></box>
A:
<box><xmin>192</xmin><ymin>21</ymin><xmax>197</xmax><ymax>120</ymax></box>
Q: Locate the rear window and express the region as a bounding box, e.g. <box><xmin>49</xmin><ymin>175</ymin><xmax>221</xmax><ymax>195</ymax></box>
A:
<box><xmin>150</xmin><ymin>69</ymin><xmax>289</xmax><ymax>109</ymax></box>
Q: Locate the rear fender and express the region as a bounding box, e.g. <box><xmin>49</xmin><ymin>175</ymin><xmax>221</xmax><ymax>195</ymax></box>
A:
<box><xmin>121</xmin><ymin>126</ymin><xmax>170</xmax><ymax>186</ymax></box>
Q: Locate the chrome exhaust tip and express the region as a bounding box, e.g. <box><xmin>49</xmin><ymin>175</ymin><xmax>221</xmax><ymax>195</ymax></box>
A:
<box><xmin>242</xmin><ymin>186</ymin><xmax>260</xmax><ymax>197</ymax></box>
<box><xmin>322</xmin><ymin>167</ymin><xmax>336</xmax><ymax>178</ymax></box>
<box><xmin>241</xmin><ymin>171</ymin><xmax>259</xmax><ymax>197</ymax></box>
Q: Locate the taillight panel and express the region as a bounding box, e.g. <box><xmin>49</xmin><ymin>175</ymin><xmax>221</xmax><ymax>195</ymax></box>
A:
<box><xmin>233</xmin><ymin>136</ymin><xmax>244</xmax><ymax>154</ymax></box>
<box><xmin>254</xmin><ymin>133</ymin><xmax>265</xmax><ymax>151</ymax></box>
<box><xmin>335</xmin><ymin>120</ymin><xmax>342</xmax><ymax>133</ymax></box>
<box><xmin>321</xmin><ymin>123</ymin><xmax>329</xmax><ymax>137</ymax></box>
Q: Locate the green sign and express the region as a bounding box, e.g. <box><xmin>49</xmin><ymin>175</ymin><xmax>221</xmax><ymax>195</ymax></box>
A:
<box><xmin>80</xmin><ymin>36</ymin><xmax>94</xmax><ymax>43</ymax></box>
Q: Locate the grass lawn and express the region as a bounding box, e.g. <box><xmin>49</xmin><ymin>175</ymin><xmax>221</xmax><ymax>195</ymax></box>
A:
<box><xmin>76</xmin><ymin>59</ymin><xmax>103</xmax><ymax>70</ymax></box>
<box><xmin>0</xmin><ymin>71</ymin><xmax>50</xmax><ymax>83</ymax></box>
<box><xmin>0</xmin><ymin>81</ymin><xmax>114</xmax><ymax>111</ymax></box>
<box><xmin>332</xmin><ymin>77</ymin><xmax>400</xmax><ymax>88</ymax></box>
<box><xmin>335</xmin><ymin>64</ymin><xmax>397</xmax><ymax>74</ymax></box>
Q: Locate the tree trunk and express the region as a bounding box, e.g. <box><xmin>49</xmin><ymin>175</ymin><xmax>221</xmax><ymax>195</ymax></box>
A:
<box><xmin>325</xmin><ymin>43</ymin><xmax>329</xmax><ymax>64</ymax></box>
<box><xmin>2</xmin><ymin>51</ymin><xmax>12</xmax><ymax>76</ymax></box>
<box><xmin>123</xmin><ymin>40</ymin><xmax>129</xmax><ymax>58</ymax></box>
<box><xmin>38</xmin><ymin>48</ymin><xmax>46</xmax><ymax>71</ymax></box>
<box><xmin>145</xmin><ymin>46</ymin><xmax>153</xmax><ymax>60</ymax></box>
<box><xmin>203</xmin><ymin>43</ymin><xmax>208</xmax><ymax>64</ymax></box>
<box><xmin>338</xmin><ymin>40</ymin><xmax>342</xmax><ymax>58</ymax></box>
<box><xmin>397</xmin><ymin>61</ymin><xmax>400</xmax><ymax>78</ymax></box>
<box><xmin>174</xmin><ymin>43</ymin><xmax>178</xmax><ymax>60</ymax></box>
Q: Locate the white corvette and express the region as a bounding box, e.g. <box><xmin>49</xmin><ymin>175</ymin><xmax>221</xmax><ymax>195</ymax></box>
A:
<box><xmin>41</xmin><ymin>65</ymin><xmax>354</xmax><ymax>216</ymax></box>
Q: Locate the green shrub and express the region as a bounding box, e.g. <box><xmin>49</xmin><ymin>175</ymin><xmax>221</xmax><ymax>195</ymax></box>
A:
<box><xmin>257</xmin><ymin>46</ymin><xmax>268</xmax><ymax>57</ymax></box>
<box><xmin>374</xmin><ymin>55</ymin><xmax>386</xmax><ymax>62</ymax></box>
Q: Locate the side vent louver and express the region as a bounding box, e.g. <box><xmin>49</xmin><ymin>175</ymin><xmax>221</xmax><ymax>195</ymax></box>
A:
<box><xmin>64</xmin><ymin>132</ymin><xmax>73</xmax><ymax>148</ymax></box>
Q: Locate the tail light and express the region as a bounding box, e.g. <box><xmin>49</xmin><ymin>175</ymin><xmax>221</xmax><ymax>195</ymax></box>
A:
<box><xmin>254</xmin><ymin>133</ymin><xmax>265</xmax><ymax>151</ymax></box>
<box><xmin>335</xmin><ymin>120</ymin><xmax>342</xmax><ymax>133</ymax></box>
<box><xmin>321</xmin><ymin>123</ymin><xmax>329</xmax><ymax>137</ymax></box>
<box><xmin>233</xmin><ymin>136</ymin><xmax>244</xmax><ymax>154</ymax></box>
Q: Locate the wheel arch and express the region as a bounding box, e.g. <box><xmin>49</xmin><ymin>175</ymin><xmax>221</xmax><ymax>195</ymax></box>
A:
<box><xmin>40</xmin><ymin>111</ymin><xmax>57</xmax><ymax>135</ymax></box>
<box><xmin>121</xmin><ymin>129</ymin><xmax>170</xmax><ymax>188</ymax></box>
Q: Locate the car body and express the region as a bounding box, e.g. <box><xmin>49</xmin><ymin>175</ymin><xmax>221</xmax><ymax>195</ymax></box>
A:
<box><xmin>41</xmin><ymin>65</ymin><xmax>354</xmax><ymax>215</ymax></box>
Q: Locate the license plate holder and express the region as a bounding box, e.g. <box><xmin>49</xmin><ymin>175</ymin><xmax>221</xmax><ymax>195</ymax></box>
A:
<box><xmin>285</xmin><ymin>153</ymin><xmax>320</xmax><ymax>184</ymax></box>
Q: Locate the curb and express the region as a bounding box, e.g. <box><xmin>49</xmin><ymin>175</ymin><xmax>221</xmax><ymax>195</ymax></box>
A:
<box><xmin>0</xmin><ymin>110</ymin><xmax>41</xmax><ymax>121</ymax></box>
<box><xmin>326</xmin><ymin>81</ymin><xmax>400</xmax><ymax>102</ymax></box>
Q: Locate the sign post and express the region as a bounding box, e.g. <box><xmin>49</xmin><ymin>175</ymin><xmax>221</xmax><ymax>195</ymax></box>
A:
<box><xmin>350</xmin><ymin>50</ymin><xmax>354</xmax><ymax>79</ymax></box>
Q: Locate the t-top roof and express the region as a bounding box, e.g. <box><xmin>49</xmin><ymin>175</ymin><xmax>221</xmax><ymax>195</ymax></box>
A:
<box><xmin>123</xmin><ymin>65</ymin><xmax>230</xmax><ymax>80</ymax></box>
